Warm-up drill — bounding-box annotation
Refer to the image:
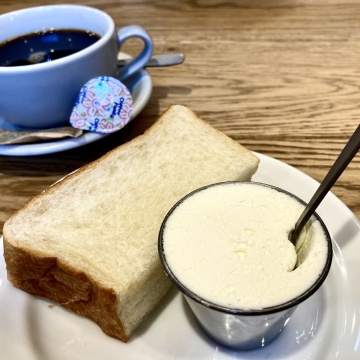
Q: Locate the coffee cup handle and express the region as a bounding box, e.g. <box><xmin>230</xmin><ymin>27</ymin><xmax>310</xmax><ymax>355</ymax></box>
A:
<box><xmin>117</xmin><ymin>25</ymin><xmax>153</xmax><ymax>80</ymax></box>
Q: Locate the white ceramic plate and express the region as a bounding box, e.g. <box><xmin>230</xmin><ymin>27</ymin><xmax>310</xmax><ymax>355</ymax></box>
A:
<box><xmin>1</xmin><ymin>153</ymin><xmax>359</xmax><ymax>359</ymax></box>
<box><xmin>0</xmin><ymin>56</ymin><xmax>152</xmax><ymax>156</ymax></box>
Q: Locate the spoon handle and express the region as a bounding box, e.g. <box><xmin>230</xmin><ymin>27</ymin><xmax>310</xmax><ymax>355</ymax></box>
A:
<box><xmin>117</xmin><ymin>53</ymin><xmax>185</xmax><ymax>68</ymax></box>
<box><xmin>290</xmin><ymin>124</ymin><xmax>360</xmax><ymax>245</ymax></box>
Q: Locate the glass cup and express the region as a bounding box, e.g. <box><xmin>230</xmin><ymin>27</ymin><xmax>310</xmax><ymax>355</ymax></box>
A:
<box><xmin>158</xmin><ymin>181</ymin><xmax>333</xmax><ymax>350</ymax></box>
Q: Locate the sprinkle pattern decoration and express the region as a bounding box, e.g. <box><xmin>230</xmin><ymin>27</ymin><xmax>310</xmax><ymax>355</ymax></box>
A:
<box><xmin>70</xmin><ymin>76</ymin><xmax>133</xmax><ymax>133</ymax></box>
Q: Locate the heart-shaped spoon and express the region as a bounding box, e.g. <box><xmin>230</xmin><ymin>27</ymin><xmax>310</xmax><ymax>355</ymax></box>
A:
<box><xmin>289</xmin><ymin>124</ymin><xmax>360</xmax><ymax>249</ymax></box>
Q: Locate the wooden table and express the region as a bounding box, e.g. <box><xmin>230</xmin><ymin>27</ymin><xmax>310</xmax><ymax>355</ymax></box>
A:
<box><xmin>0</xmin><ymin>0</ymin><xmax>359</xmax><ymax>231</ymax></box>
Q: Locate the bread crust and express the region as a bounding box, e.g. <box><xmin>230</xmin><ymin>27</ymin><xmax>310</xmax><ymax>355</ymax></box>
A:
<box><xmin>3</xmin><ymin>237</ymin><xmax>128</xmax><ymax>342</ymax></box>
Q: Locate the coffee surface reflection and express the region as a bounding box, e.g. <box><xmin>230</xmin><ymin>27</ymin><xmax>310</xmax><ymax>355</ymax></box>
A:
<box><xmin>0</xmin><ymin>29</ymin><xmax>100</xmax><ymax>66</ymax></box>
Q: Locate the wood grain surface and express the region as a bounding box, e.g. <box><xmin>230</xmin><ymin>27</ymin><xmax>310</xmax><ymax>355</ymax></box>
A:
<box><xmin>0</xmin><ymin>0</ymin><xmax>359</xmax><ymax>231</ymax></box>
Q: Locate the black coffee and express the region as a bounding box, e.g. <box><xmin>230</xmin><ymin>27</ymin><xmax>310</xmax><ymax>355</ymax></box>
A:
<box><xmin>0</xmin><ymin>29</ymin><xmax>100</xmax><ymax>67</ymax></box>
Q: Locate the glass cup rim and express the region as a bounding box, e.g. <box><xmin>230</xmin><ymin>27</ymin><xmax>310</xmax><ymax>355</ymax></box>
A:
<box><xmin>158</xmin><ymin>181</ymin><xmax>333</xmax><ymax>316</ymax></box>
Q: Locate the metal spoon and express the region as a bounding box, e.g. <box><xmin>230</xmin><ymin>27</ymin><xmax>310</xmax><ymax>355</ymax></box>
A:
<box><xmin>26</xmin><ymin>52</ymin><xmax>185</xmax><ymax>67</ymax></box>
<box><xmin>117</xmin><ymin>53</ymin><xmax>185</xmax><ymax>68</ymax></box>
<box><xmin>289</xmin><ymin>124</ymin><xmax>360</xmax><ymax>248</ymax></box>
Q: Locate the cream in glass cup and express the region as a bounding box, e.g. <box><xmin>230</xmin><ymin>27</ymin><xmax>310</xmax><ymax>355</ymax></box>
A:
<box><xmin>159</xmin><ymin>181</ymin><xmax>332</xmax><ymax>350</ymax></box>
<box><xmin>0</xmin><ymin>4</ymin><xmax>153</xmax><ymax>128</ymax></box>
